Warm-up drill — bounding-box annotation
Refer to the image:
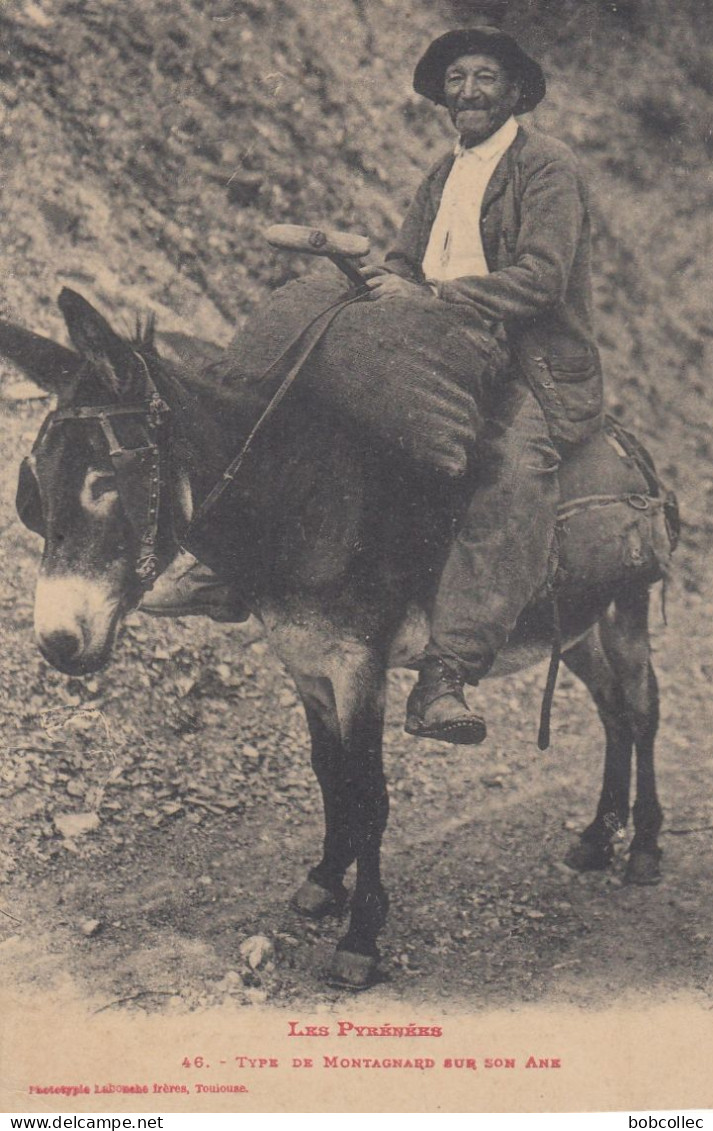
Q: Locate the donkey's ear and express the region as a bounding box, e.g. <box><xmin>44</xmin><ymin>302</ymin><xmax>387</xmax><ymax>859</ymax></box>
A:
<box><xmin>58</xmin><ymin>288</ymin><xmax>144</xmax><ymax>398</ymax></box>
<box><xmin>0</xmin><ymin>320</ymin><xmax>83</xmax><ymax>393</ymax></box>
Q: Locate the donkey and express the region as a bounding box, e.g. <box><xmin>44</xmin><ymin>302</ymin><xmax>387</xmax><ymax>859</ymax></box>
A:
<box><xmin>6</xmin><ymin>288</ymin><xmax>673</xmax><ymax>989</ymax></box>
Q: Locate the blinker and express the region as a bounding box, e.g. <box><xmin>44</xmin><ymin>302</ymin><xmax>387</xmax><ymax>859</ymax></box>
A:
<box><xmin>16</xmin><ymin>456</ymin><xmax>45</xmax><ymax>536</ymax></box>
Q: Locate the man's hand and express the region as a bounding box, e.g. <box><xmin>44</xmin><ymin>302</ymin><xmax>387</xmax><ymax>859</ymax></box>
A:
<box><xmin>363</xmin><ymin>266</ymin><xmax>430</xmax><ymax>302</ymax></box>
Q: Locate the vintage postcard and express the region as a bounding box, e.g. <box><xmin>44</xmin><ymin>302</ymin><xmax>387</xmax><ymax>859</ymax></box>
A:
<box><xmin>1</xmin><ymin>0</ymin><xmax>711</xmax><ymax>1116</ymax></box>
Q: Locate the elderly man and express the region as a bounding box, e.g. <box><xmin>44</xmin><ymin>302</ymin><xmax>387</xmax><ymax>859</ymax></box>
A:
<box><xmin>147</xmin><ymin>21</ymin><xmax>603</xmax><ymax>749</ymax></box>
<box><xmin>365</xmin><ymin>24</ymin><xmax>603</xmax><ymax>744</ymax></box>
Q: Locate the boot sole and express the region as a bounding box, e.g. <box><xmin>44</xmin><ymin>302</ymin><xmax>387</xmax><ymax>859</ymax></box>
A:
<box><xmin>141</xmin><ymin>602</ymin><xmax>248</xmax><ymax>622</ymax></box>
<box><xmin>404</xmin><ymin>714</ymin><xmax>487</xmax><ymax>745</ymax></box>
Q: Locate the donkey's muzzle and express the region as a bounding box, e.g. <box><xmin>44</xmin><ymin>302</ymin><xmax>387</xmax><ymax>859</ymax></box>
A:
<box><xmin>38</xmin><ymin>628</ymin><xmax>88</xmax><ymax>674</ymax></box>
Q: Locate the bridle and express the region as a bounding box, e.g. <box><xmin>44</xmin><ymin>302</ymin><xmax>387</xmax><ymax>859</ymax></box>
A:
<box><xmin>16</xmin><ymin>355</ymin><xmax>174</xmax><ymax>590</ymax></box>
<box><xmin>17</xmin><ymin>289</ymin><xmax>366</xmax><ymax>587</ymax></box>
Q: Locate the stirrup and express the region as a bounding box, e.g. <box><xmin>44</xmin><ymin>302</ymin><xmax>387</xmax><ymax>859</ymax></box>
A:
<box><xmin>140</xmin><ymin>550</ymin><xmax>248</xmax><ymax>621</ymax></box>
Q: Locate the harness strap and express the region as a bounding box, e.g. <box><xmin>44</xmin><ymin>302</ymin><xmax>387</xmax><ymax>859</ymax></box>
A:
<box><xmin>537</xmin><ymin>594</ymin><xmax>562</xmax><ymax>752</ymax></box>
<box><xmin>557</xmin><ymin>492</ymin><xmax>653</xmax><ymax>522</ymax></box>
<box><xmin>603</xmin><ymin>415</ymin><xmax>662</xmax><ymax>498</ymax></box>
<box><xmin>186</xmin><ymin>289</ymin><xmax>366</xmax><ymax>535</ymax></box>
<box><xmin>52</xmin><ymin>401</ymin><xmax>164</xmax><ymax>423</ymax></box>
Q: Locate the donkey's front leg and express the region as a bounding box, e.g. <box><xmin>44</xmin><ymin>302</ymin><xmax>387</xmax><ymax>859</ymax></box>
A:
<box><xmin>291</xmin><ymin>675</ymin><xmax>355</xmax><ymax>919</ymax></box>
<box><xmin>330</xmin><ymin>673</ymin><xmax>390</xmax><ymax>990</ymax></box>
<box><xmin>292</xmin><ymin>652</ymin><xmax>389</xmax><ymax>989</ymax></box>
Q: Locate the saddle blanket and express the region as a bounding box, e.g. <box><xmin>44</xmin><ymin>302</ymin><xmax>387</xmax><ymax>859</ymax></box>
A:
<box><xmin>213</xmin><ymin>273</ymin><xmax>507</xmax><ymax>477</ymax></box>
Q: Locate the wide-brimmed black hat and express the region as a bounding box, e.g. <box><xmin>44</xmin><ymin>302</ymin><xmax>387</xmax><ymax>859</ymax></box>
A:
<box><xmin>413</xmin><ymin>27</ymin><xmax>546</xmax><ymax>114</ymax></box>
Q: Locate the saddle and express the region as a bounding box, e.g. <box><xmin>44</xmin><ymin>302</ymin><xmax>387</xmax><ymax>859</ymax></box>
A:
<box><xmin>207</xmin><ymin>273</ymin><xmax>678</xmax><ymax>596</ymax></box>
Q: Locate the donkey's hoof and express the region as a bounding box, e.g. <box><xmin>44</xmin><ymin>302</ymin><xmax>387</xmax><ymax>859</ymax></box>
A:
<box><xmin>291</xmin><ymin>879</ymin><xmax>347</xmax><ymax>919</ymax></box>
<box><xmin>327</xmin><ymin>950</ymin><xmax>378</xmax><ymax>991</ymax></box>
<box><xmin>564</xmin><ymin>840</ymin><xmax>613</xmax><ymax>872</ymax></box>
<box><xmin>625</xmin><ymin>849</ymin><xmax>662</xmax><ymax>886</ymax></box>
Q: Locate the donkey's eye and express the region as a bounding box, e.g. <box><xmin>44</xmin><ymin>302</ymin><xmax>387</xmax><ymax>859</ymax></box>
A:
<box><xmin>91</xmin><ymin>473</ymin><xmax>116</xmax><ymax>497</ymax></box>
<box><xmin>83</xmin><ymin>471</ymin><xmax>118</xmax><ymax>508</ymax></box>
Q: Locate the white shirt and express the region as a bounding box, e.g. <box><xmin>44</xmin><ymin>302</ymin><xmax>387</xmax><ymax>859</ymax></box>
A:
<box><xmin>421</xmin><ymin>116</ymin><xmax>519</xmax><ymax>283</ymax></box>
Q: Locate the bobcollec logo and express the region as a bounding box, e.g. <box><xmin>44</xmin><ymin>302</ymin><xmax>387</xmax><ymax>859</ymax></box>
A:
<box><xmin>629</xmin><ymin>1119</ymin><xmax>704</xmax><ymax>1129</ymax></box>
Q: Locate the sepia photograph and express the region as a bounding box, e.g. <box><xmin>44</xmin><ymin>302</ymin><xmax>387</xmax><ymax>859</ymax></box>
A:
<box><xmin>0</xmin><ymin>0</ymin><xmax>711</xmax><ymax>1116</ymax></box>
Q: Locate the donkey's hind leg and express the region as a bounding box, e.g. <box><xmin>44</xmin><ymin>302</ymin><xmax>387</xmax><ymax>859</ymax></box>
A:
<box><xmin>562</xmin><ymin>623</ymin><xmax>634</xmax><ymax>872</ymax></box>
<box><xmin>599</xmin><ymin>586</ymin><xmax>663</xmax><ymax>885</ymax></box>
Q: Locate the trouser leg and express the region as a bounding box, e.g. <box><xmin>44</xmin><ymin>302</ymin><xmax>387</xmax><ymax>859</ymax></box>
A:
<box><xmin>427</xmin><ymin>380</ymin><xmax>560</xmax><ymax>684</ymax></box>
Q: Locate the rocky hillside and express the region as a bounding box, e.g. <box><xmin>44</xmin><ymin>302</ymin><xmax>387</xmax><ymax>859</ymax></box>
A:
<box><xmin>0</xmin><ymin>0</ymin><xmax>711</xmax><ymax>577</ymax></box>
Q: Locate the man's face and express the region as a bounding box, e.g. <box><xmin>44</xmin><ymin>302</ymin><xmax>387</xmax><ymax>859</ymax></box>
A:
<box><xmin>444</xmin><ymin>53</ymin><xmax>522</xmax><ymax>147</ymax></box>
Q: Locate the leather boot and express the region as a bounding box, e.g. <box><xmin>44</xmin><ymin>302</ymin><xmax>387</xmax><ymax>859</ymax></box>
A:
<box><xmin>405</xmin><ymin>655</ymin><xmax>487</xmax><ymax>745</ymax></box>
<box><xmin>140</xmin><ymin>550</ymin><xmax>249</xmax><ymax>622</ymax></box>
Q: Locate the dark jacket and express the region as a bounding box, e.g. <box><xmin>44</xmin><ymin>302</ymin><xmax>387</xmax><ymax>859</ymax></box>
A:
<box><xmin>385</xmin><ymin>124</ymin><xmax>604</xmax><ymax>444</ymax></box>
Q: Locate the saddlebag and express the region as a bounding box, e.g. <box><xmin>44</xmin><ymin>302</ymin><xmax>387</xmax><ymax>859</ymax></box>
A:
<box><xmin>554</xmin><ymin>418</ymin><xmax>680</xmax><ymax>592</ymax></box>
